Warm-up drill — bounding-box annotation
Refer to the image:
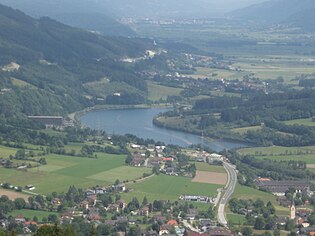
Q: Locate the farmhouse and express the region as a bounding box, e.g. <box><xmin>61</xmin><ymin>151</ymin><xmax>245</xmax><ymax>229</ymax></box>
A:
<box><xmin>112</xmin><ymin>183</ymin><xmax>126</xmax><ymax>192</ymax></box>
<box><xmin>25</xmin><ymin>184</ymin><xmax>35</xmax><ymax>190</ymax></box>
<box><xmin>256</xmin><ymin>179</ymin><xmax>311</xmax><ymax>196</ymax></box>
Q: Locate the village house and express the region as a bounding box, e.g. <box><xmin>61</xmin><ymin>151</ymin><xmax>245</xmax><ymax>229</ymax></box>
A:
<box><xmin>80</xmin><ymin>200</ymin><xmax>89</xmax><ymax>209</ymax></box>
<box><xmin>159</xmin><ymin>224</ymin><xmax>173</xmax><ymax>235</ymax></box>
<box><xmin>167</xmin><ymin>219</ymin><xmax>178</xmax><ymax>226</ymax></box>
<box><xmin>87</xmin><ymin>207</ymin><xmax>100</xmax><ymax>221</ymax></box>
<box><xmin>106</xmin><ymin>203</ymin><xmax>120</xmax><ymax>213</ymax></box>
<box><xmin>51</xmin><ymin>198</ymin><xmax>62</xmax><ymax>206</ymax></box>
<box><xmin>112</xmin><ymin>183</ymin><xmax>126</xmax><ymax>192</ymax></box>
<box><xmin>199</xmin><ymin>219</ymin><xmax>214</xmax><ymax>231</ymax></box>
<box><xmin>131</xmin><ymin>157</ymin><xmax>143</xmax><ymax>167</ymax></box>
<box><xmin>117</xmin><ymin>199</ymin><xmax>127</xmax><ymax>209</ymax></box>
<box><xmin>14</xmin><ymin>215</ymin><xmax>26</xmax><ymax>224</ymax></box>
<box><xmin>139</xmin><ymin>206</ymin><xmax>150</xmax><ymax>216</ymax></box>
<box><xmin>186</xmin><ymin>208</ymin><xmax>199</xmax><ymax>221</ymax></box>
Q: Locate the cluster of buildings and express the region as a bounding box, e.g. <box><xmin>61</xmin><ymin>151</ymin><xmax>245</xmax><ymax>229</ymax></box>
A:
<box><xmin>255</xmin><ymin>178</ymin><xmax>312</xmax><ymax>197</ymax></box>
<box><xmin>186</xmin><ymin>151</ymin><xmax>225</xmax><ymax>164</ymax></box>
<box><xmin>28</xmin><ymin>116</ymin><xmax>74</xmax><ymax>129</ymax></box>
<box><xmin>179</xmin><ymin>195</ymin><xmax>213</xmax><ymax>204</ymax></box>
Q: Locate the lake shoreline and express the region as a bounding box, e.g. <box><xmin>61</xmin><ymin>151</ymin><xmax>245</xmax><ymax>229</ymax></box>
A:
<box><xmin>79</xmin><ymin>107</ymin><xmax>252</xmax><ymax>151</ymax></box>
<box><xmin>69</xmin><ymin>103</ymin><xmax>173</xmax><ymax>124</ymax></box>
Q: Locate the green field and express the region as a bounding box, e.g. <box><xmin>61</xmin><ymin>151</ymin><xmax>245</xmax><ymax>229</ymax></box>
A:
<box><xmin>195</xmin><ymin>162</ymin><xmax>226</xmax><ymax>173</ymax></box>
<box><xmin>147</xmin><ymin>81</ymin><xmax>183</xmax><ymax>101</ymax></box>
<box><xmin>227</xmin><ymin>213</ymin><xmax>246</xmax><ymax>226</ymax></box>
<box><xmin>0</xmin><ymin>145</ymin><xmax>18</xmax><ymax>158</ymax></box>
<box><xmin>8</xmin><ymin>209</ymin><xmax>58</xmax><ymax>219</ymax></box>
<box><xmin>254</xmin><ymin>155</ymin><xmax>315</xmax><ymax>164</ymax></box>
<box><xmin>123</xmin><ymin>174</ymin><xmax>222</xmax><ymax>203</ymax></box>
<box><xmin>239</xmin><ymin>145</ymin><xmax>315</xmax><ymax>156</ymax></box>
<box><xmin>283</xmin><ymin>118</ymin><xmax>315</xmax><ymax>127</ymax></box>
<box><xmin>238</xmin><ymin>146</ymin><xmax>315</xmax><ymax>164</ymax></box>
<box><xmin>189</xmin><ymin>67</ymin><xmax>242</xmax><ymax>80</ymax></box>
<box><xmin>64</xmin><ymin>143</ymin><xmax>84</xmax><ymax>153</ymax></box>
<box><xmin>232</xmin><ymin>184</ymin><xmax>289</xmax><ymax>216</ymax></box>
<box><xmin>233</xmin><ymin>57</ymin><xmax>315</xmax><ymax>84</ymax></box>
<box><xmin>231</xmin><ymin>126</ymin><xmax>262</xmax><ymax>135</ymax></box>
<box><xmin>0</xmin><ymin>153</ymin><xmax>150</xmax><ymax>194</ymax></box>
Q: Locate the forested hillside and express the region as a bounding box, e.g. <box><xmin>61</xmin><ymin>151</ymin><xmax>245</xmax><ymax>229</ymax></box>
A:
<box><xmin>0</xmin><ymin>4</ymin><xmax>152</xmax><ymax>119</ymax></box>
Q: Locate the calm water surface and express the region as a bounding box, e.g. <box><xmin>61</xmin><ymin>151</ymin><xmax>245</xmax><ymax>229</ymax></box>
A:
<box><xmin>80</xmin><ymin>108</ymin><xmax>249</xmax><ymax>152</ymax></box>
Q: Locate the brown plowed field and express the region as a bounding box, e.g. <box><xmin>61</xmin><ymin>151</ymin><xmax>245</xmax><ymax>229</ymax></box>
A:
<box><xmin>0</xmin><ymin>189</ymin><xmax>30</xmax><ymax>201</ymax></box>
<box><xmin>192</xmin><ymin>171</ymin><xmax>227</xmax><ymax>185</ymax></box>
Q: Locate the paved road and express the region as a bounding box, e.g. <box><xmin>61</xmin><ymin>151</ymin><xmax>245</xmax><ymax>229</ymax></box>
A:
<box><xmin>217</xmin><ymin>162</ymin><xmax>237</xmax><ymax>227</ymax></box>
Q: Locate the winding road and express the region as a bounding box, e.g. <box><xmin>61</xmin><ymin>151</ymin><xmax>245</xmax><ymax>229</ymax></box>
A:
<box><xmin>217</xmin><ymin>162</ymin><xmax>237</xmax><ymax>227</ymax></box>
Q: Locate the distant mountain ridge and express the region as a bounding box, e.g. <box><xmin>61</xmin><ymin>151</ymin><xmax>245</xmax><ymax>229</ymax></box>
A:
<box><xmin>0</xmin><ymin>0</ymin><xmax>135</xmax><ymax>36</ymax></box>
<box><xmin>231</xmin><ymin>0</ymin><xmax>315</xmax><ymax>30</ymax></box>
<box><xmin>0</xmin><ymin>0</ymin><xmax>265</xmax><ymax>20</ymax></box>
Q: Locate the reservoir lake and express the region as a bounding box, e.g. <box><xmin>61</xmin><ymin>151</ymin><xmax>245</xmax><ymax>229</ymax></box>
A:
<box><xmin>80</xmin><ymin>108</ymin><xmax>249</xmax><ymax>152</ymax></box>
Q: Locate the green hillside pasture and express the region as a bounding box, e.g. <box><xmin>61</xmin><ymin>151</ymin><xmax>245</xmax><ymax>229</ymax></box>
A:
<box><xmin>10</xmin><ymin>77</ymin><xmax>34</xmax><ymax>88</ymax></box>
<box><xmin>84</xmin><ymin>80</ymin><xmax>144</xmax><ymax>98</ymax></box>
<box><xmin>232</xmin><ymin>184</ymin><xmax>289</xmax><ymax>216</ymax></box>
<box><xmin>0</xmin><ymin>145</ymin><xmax>18</xmax><ymax>158</ymax></box>
<box><xmin>239</xmin><ymin>146</ymin><xmax>315</xmax><ymax>157</ymax></box>
<box><xmin>0</xmin><ymin>153</ymin><xmax>153</xmax><ymax>194</ymax></box>
<box><xmin>254</xmin><ymin>155</ymin><xmax>315</xmax><ymax>165</ymax></box>
<box><xmin>195</xmin><ymin>162</ymin><xmax>226</xmax><ymax>173</ymax></box>
<box><xmin>123</xmin><ymin>174</ymin><xmax>222</xmax><ymax>203</ymax></box>
<box><xmin>283</xmin><ymin>118</ymin><xmax>315</xmax><ymax>127</ymax></box>
<box><xmin>8</xmin><ymin>209</ymin><xmax>58</xmax><ymax>220</ymax></box>
<box><xmin>231</xmin><ymin>126</ymin><xmax>262</xmax><ymax>135</ymax></box>
<box><xmin>147</xmin><ymin>81</ymin><xmax>183</xmax><ymax>101</ymax></box>
<box><xmin>238</xmin><ymin>146</ymin><xmax>315</xmax><ymax>165</ymax></box>
<box><xmin>63</xmin><ymin>143</ymin><xmax>84</xmax><ymax>153</ymax></box>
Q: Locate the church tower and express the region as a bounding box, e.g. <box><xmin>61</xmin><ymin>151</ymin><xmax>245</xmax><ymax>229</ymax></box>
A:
<box><xmin>290</xmin><ymin>204</ymin><xmax>296</xmax><ymax>220</ymax></box>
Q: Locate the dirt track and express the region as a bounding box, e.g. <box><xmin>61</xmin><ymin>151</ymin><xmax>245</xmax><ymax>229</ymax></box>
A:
<box><xmin>192</xmin><ymin>171</ymin><xmax>227</xmax><ymax>185</ymax></box>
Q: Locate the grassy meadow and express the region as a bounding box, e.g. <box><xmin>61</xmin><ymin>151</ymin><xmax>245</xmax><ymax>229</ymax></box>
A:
<box><xmin>0</xmin><ymin>145</ymin><xmax>19</xmax><ymax>158</ymax></box>
<box><xmin>195</xmin><ymin>162</ymin><xmax>226</xmax><ymax>173</ymax></box>
<box><xmin>283</xmin><ymin>118</ymin><xmax>315</xmax><ymax>127</ymax></box>
<box><xmin>123</xmin><ymin>174</ymin><xmax>222</xmax><ymax>204</ymax></box>
<box><xmin>238</xmin><ymin>146</ymin><xmax>315</xmax><ymax>164</ymax></box>
<box><xmin>147</xmin><ymin>81</ymin><xmax>183</xmax><ymax>101</ymax></box>
<box><xmin>232</xmin><ymin>184</ymin><xmax>289</xmax><ymax>216</ymax></box>
<box><xmin>0</xmin><ymin>152</ymin><xmax>151</xmax><ymax>194</ymax></box>
<box><xmin>9</xmin><ymin>209</ymin><xmax>58</xmax><ymax>220</ymax></box>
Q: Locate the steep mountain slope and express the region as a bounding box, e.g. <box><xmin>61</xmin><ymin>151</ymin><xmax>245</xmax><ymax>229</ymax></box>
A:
<box><xmin>0</xmin><ymin>0</ymin><xmax>135</xmax><ymax>36</ymax></box>
<box><xmin>0</xmin><ymin>4</ymin><xmax>152</xmax><ymax>117</ymax></box>
<box><xmin>231</xmin><ymin>0</ymin><xmax>315</xmax><ymax>30</ymax></box>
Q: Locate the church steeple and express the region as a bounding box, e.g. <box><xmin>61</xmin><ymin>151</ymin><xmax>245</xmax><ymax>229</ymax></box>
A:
<box><xmin>290</xmin><ymin>203</ymin><xmax>296</xmax><ymax>220</ymax></box>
